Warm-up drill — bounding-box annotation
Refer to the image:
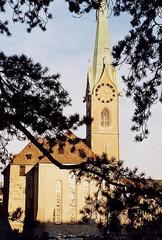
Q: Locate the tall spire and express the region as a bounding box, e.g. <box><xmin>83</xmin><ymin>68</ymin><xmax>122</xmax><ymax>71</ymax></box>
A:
<box><xmin>92</xmin><ymin>0</ymin><xmax>112</xmax><ymax>86</ymax></box>
<box><xmin>86</xmin><ymin>0</ymin><xmax>119</xmax><ymax>160</ymax></box>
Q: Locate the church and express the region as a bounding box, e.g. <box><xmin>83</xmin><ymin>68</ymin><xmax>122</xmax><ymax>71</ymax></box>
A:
<box><xmin>3</xmin><ymin>0</ymin><xmax>120</xmax><ymax>237</ymax></box>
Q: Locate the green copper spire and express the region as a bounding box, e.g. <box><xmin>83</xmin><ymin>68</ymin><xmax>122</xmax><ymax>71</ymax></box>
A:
<box><xmin>92</xmin><ymin>0</ymin><xmax>112</xmax><ymax>84</ymax></box>
<box><xmin>87</xmin><ymin>0</ymin><xmax>118</xmax><ymax>92</ymax></box>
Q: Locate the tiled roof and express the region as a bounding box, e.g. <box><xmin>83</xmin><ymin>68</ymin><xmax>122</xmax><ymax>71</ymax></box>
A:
<box><xmin>12</xmin><ymin>131</ymin><xmax>95</xmax><ymax>166</ymax></box>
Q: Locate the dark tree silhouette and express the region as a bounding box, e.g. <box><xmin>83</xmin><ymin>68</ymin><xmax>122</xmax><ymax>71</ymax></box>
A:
<box><xmin>0</xmin><ymin>1</ymin><xmax>161</xmax><ymax>140</ymax></box>
<box><xmin>73</xmin><ymin>155</ymin><xmax>162</xmax><ymax>235</ymax></box>
<box><xmin>0</xmin><ymin>0</ymin><xmax>54</xmax><ymax>35</ymax></box>
<box><xmin>112</xmin><ymin>0</ymin><xmax>162</xmax><ymax>141</ymax></box>
<box><xmin>66</xmin><ymin>0</ymin><xmax>162</xmax><ymax>141</ymax></box>
<box><xmin>0</xmin><ymin>0</ymin><xmax>161</xmax><ymax>163</ymax></box>
<box><xmin>0</xmin><ymin>52</ymin><xmax>87</xmax><ymax>166</ymax></box>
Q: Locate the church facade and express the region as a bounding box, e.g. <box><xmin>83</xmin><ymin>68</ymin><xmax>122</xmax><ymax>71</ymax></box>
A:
<box><xmin>3</xmin><ymin>132</ymin><xmax>99</xmax><ymax>235</ymax></box>
<box><xmin>3</xmin><ymin>0</ymin><xmax>119</xmax><ymax>236</ymax></box>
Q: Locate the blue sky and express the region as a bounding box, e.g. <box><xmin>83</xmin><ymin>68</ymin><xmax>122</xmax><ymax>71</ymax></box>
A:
<box><xmin>1</xmin><ymin>0</ymin><xmax>162</xmax><ymax>179</ymax></box>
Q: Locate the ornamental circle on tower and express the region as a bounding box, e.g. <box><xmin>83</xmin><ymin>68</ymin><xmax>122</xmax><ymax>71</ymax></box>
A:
<box><xmin>95</xmin><ymin>83</ymin><xmax>116</xmax><ymax>103</ymax></box>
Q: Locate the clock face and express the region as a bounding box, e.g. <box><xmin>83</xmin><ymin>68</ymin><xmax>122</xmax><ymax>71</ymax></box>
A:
<box><xmin>95</xmin><ymin>83</ymin><xmax>116</xmax><ymax>103</ymax></box>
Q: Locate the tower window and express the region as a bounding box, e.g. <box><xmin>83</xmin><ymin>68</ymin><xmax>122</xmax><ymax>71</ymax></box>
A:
<box><xmin>101</xmin><ymin>108</ymin><xmax>110</xmax><ymax>127</ymax></box>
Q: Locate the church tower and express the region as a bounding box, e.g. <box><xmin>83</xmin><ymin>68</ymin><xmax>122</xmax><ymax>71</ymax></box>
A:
<box><xmin>86</xmin><ymin>0</ymin><xmax>119</xmax><ymax>160</ymax></box>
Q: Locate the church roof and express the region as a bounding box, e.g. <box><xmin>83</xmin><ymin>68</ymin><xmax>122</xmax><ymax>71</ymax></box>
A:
<box><xmin>11</xmin><ymin>131</ymin><xmax>95</xmax><ymax>166</ymax></box>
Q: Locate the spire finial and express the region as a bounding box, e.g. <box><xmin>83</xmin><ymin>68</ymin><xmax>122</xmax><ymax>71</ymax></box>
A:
<box><xmin>92</xmin><ymin>0</ymin><xmax>112</xmax><ymax>85</ymax></box>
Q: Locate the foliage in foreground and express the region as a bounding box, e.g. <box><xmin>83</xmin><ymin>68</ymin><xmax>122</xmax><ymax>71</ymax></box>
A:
<box><xmin>0</xmin><ymin>0</ymin><xmax>161</xmax><ymax>167</ymax></box>
<box><xmin>68</xmin><ymin>0</ymin><xmax>162</xmax><ymax>141</ymax></box>
<box><xmin>73</xmin><ymin>155</ymin><xmax>162</xmax><ymax>233</ymax></box>
<box><xmin>0</xmin><ymin>52</ymin><xmax>85</xmax><ymax>165</ymax></box>
<box><xmin>0</xmin><ymin>1</ymin><xmax>161</xmax><ymax>140</ymax></box>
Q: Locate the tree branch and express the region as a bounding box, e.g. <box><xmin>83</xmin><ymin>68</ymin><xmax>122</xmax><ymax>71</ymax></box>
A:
<box><xmin>10</xmin><ymin>118</ymin><xmax>86</xmax><ymax>170</ymax></box>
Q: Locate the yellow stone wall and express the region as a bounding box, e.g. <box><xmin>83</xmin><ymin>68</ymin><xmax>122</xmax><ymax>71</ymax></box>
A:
<box><xmin>7</xmin><ymin>163</ymin><xmax>97</xmax><ymax>231</ymax></box>
<box><xmin>8</xmin><ymin>164</ymin><xmax>33</xmax><ymax>231</ymax></box>
<box><xmin>87</xmin><ymin>68</ymin><xmax>119</xmax><ymax>160</ymax></box>
<box><xmin>36</xmin><ymin>164</ymin><xmax>96</xmax><ymax>224</ymax></box>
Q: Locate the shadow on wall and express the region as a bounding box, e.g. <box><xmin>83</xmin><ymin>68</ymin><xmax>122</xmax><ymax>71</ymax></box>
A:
<box><xmin>25</xmin><ymin>165</ymin><xmax>38</xmax><ymax>224</ymax></box>
<box><xmin>2</xmin><ymin>162</ymin><xmax>162</xmax><ymax>240</ymax></box>
<box><xmin>0</xmin><ymin>204</ymin><xmax>17</xmax><ymax>240</ymax></box>
<box><xmin>1</xmin><ymin>208</ymin><xmax>162</xmax><ymax>240</ymax></box>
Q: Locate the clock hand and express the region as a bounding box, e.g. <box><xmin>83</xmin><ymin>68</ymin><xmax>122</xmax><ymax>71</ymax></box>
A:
<box><xmin>101</xmin><ymin>89</ymin><xmax>110</xmax><ymax>100</ymax></box>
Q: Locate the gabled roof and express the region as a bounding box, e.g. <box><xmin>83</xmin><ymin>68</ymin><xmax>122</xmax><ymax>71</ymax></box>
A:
<box><xmin>11</xmin><ymin>141</ymin><xmax>42</xmax><ymax>165</ymax></box>
<box><xmin>11</xmin><ymin>131</ymin><xmax>95</xmax><ymax>166</ymax></box>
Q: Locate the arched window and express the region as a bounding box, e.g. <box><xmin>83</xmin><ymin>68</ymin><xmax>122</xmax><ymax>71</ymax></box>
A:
<box><xmin>55</xmin><ymin>180</ymin><xmax>62</xmax><ymax>224</ymax></box>
<box><xmin>69</xmin><ymin>174</ymin><xmax>76</xmax><ymax>223</ymax></box>
<box><xmin>83</xmin><ymin>180</ymin><xmax>90</xmax><ymax>206</ymax></box>
<box><xmin>101</xmin><ymin>108</ymin><xmax>110</xmax><ymax>127</ymax></box>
